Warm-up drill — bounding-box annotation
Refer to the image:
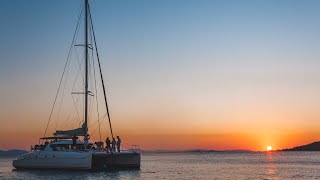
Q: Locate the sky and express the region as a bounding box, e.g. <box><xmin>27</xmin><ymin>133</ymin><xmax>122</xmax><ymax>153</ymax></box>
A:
<box><xmin>1</xmin><ymin>0</ymin><xmax>320</xmax><ymax>151</ymax></box>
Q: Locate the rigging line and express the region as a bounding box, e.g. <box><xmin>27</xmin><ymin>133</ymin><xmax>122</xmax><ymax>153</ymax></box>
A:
<box><xmin>86</xmin><ymin>9</ymin><xmax>94</xmax><ymax>133</ymax></box>
<box><xmin>62</xmin><ymin>113</ymin><xmax>71</xmax><ymax>129</ymax></box>
<box><xmin>71</xmin><ymin>94</ymin><xmax>81</xmax><ymax>123</ymax></box>
<box><xmin>70</xmin><ymin>55</ymin><xmax>85</xmax><ymax>126</ymax></box>
<box><xmin>88</xmin><ymin>116</ymin><xmax>107</xmax><ymax>139</ymax></box>
<box><xmin>91</xmin><ymin>33</ymin><xmax>102</xmax><ymax>141</ymax></box>
<box><xmin>88</xmin><ymin>113</ymin><xmax>107</xmax><ymax>128</ymax></box>
<box><xmin>58</xmin><ymin>1</ymin><xmax>84</xmax><ymax>131</ymax></box>
<box><xmin>88</xmin><ymin>27</ymin><xmax>97</xmax><ymax>123</ymax></box>
<box><xmin>71</xmin><ymin>86</ymin><xmax>84</xmax><ymax>127</ymax></box>
<box><xmin>71</xmin><ymin>13</ymin><xmax>85</xmax><ymax>125</ymax></box>
<box><xmin>54</xmin><ymin>47</ymin><xmax>73</xmax><ymax>131</ymax></box>
<box><xmin>70</xmin><ymin>50</ymin><xmax>85</xmax><ymax>121</ymax></box>
<box><xmin>69</xmin><ymin>97</ymin><xmax>86</xmax><ymax>128</ymax></box>
<box><xmin>55</xmin><ymin>1</ymin><xmax>85</xmax><ymax>132</ymax></box>
<box><xmin>71</xmin><ymin>4</ymin><xmax>84</xmax><ymax>92</ymax></box>
<box><xmin>89</xmin><ymin>5</ymin><xmax>115</xmax><ymax>139</ymax></box>
<box><xmin>89</xmin><ymin>92</ymin><xmax>95</xmax><ymax>126</ymax></box>
<box><xmin>73</xmin><ymin>46</ymin><xmax>85</xmax><ymax>89</ymax></box>
<box><xmin>43</xmin><ymin>3</ymin><xmax>84</xmax><ymax>138</ymax></box>
<box><xmin>88</xmin><ymin>43</ymin><xmax>95</xmax><ymax>127</ymax></box>
<box><xmin>89</xmin><ymin>112</ymin><xmax>109</xmax><ymax>139</ymax></box>
<box><xmin>72</xmin><ymin>35</ymin><xmax>85</xmax><ymax>92</ymax></box>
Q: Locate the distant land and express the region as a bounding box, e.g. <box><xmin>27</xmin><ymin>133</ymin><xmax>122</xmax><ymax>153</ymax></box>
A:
<box><xmin>0</xmin><ymin>149</ymin><xmax>28</xmax><ymax>156</ymax></box>
<box><xmin>281</xmin><ymin>141</ymin><xmax>320</xmax><ymax>151</ymax></box>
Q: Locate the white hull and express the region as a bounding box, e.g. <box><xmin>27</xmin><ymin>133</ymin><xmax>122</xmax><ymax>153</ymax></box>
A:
<box><xmin>13</xmin><ymin>150</ymin><xmax>141</xmax><ymax>170</ymax></box>
<box><xmin>12</xmin><ymin>151</ymin><xmax>92</xmax><ymax>169</ymax></box>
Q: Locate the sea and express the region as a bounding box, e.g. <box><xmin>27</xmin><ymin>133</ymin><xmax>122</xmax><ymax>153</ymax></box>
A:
<box><xmin>1</xmin><ymin>151</ymin><xmax>320</xmax><ymax>179</ymax></box>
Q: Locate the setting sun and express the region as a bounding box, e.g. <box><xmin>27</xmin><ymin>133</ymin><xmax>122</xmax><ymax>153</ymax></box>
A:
<box><xmin>267</xmin><ymin>146</ymin><xmax>273</xmax><ymax>151</ymax></box>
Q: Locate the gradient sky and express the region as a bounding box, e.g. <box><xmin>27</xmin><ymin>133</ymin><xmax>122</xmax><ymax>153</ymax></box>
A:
<box><xmin>1</xmin><ymin>0</ymin><xmax>320</xmax><ymax>151</ymax></box>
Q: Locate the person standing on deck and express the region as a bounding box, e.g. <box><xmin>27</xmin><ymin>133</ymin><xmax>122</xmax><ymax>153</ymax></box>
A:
<box><xmin>111</xmin><ymin>138</ymin><xmax>116</xmax><ymax>152</ymax></box>
<box><xmin>72</xmin><ymin>135</ymin><xmax>77</xmax><ymax>149</ymax></box>
<box><xmin>106</xmin><ymin>137</ymin><xmax>111</xmax><ymax>153</ymax></box>
<box><xmin>116</xmin><ymin>136</ymin><xmax>121</xmax><ymax>152</ymax></box>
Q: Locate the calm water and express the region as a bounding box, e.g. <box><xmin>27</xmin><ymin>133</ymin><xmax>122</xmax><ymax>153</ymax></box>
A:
<box><xmin>1</xmin><ymin>151</ymin><xmax>320</xmax><ymax>179</ymax></box>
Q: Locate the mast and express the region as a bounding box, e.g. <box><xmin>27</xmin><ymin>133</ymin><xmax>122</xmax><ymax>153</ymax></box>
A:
<box><xmin>84</xmin><ymin>0</ymin><xmax>89</xmax><ymax>143</ymax></box>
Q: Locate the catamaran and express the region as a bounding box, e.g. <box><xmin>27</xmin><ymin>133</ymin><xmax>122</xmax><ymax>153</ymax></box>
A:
<box><xmin>13</xmin><ymin>0</ymin><xmax>141</xmax><ymax>170</ymax></box>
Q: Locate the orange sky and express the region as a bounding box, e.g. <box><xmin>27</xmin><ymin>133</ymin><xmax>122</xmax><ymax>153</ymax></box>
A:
<box><xmin>2</xmin><ymin>76</ymin><xmax>320</xmax><ymax>151</ymax></box>
<box><xmin>2</xmin><ymin>80</ymin><xmax>320</xmax><ymax>151</ymax></box>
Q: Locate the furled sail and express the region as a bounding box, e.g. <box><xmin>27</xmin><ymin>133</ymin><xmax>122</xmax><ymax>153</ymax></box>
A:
<box><xmin>54</xmin><ymin>123</ymin><xmax>87</xmax><ymax>136</ymax></box>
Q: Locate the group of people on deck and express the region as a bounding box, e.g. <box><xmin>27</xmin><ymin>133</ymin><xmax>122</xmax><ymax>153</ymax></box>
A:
<box><xmin>30</xmin><ymin>136</ymin><xmax>122</xmax><ymax>152</ymax></box>
<box><xmin>105</xmin><ymin>136</ymin><xmax>121</xmax><ymax>153</ymax></box>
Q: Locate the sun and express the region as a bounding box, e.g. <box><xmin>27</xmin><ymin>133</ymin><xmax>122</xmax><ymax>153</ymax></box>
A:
<box><xmin>267</xmin><ymin>146</ymin><xmax>273</xmax><ymax>151</ymax></box>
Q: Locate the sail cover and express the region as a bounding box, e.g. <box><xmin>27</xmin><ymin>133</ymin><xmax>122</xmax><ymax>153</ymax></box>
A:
<box><xmin>54</xmin><ymin>123</ymin><xmax>87</xmax><ymax>136</ymax></box>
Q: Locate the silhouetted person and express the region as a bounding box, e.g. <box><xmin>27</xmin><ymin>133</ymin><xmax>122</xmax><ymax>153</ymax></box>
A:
<box><xmin>116</xmin><ymin>136</ymin><xmax>121</xmax><ymax>152</ymax></box>
<box><xmin>72</xmin><ymin>135</ymin><xmax>77</xmax><ymax>149</ymax></box>
<box><xmin>111</xmin><ymin>138</ymin><xmax>116</xmax><ymax>152</ymax></box>
<box><xmin>84</xmin><ymin>134</ymin><xmax>90</xmax><ymax>148</ymax></box>
<box><xmin>106</xmin><ymin>137</ymin><xmax>111</xmax><ymax>153</ymax></box>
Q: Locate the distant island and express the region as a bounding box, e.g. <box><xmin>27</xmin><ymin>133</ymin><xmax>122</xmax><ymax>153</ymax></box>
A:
<box><xmin>281</xmin><ymin>141</ymin><xmax>320</xmax><ymax>151</ymax></box>
<box><xmin>0</xmin><ymin>149</ymin><xmax>28</xmax><ymax>156</ymax></box>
